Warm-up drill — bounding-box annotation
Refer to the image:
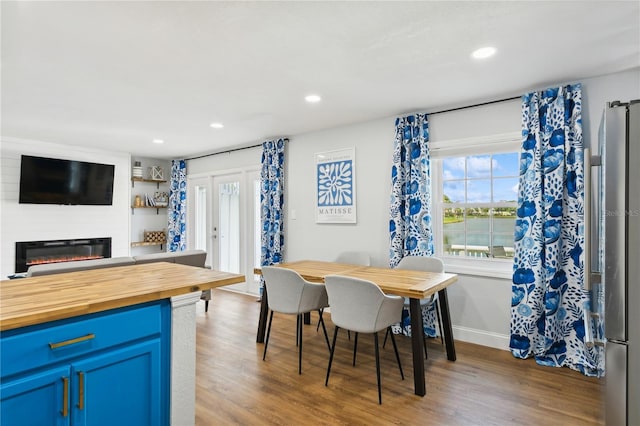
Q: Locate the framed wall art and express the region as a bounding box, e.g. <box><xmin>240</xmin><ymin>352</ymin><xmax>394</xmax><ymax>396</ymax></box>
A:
<box><xmin>315</xmin><ymin>147</ymin><xmax>356</xmax><ymax>223</ymax></box>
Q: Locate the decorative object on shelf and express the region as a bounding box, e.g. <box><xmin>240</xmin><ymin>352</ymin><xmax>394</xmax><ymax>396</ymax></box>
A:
<box><xmin>134</xmin><ymin>194</ymin><xmax>142</xmax><ymax>207</ymax></box>
<box><xmin>150</xmin><ymin>166</ymin><xmax>164</xmax><ymax>181</ymax></box>
<box><xmin>144</xmin><ymin>229</ymin><xmax>167</xmax><ymax>244</ymax></box>
<box><xmin>132</xmin><ymin>161</ymin><xmax>143</xmax><ymax>178</ymax></box>
<box><xmin>144</xmin><ymin>193</ymin><xmax>155</xmax><ymax>206</ymax></box>
<box><xmin>153</xmin><ymin>191</ymin><xmax>169</xmax><ymax>207</ymax></box>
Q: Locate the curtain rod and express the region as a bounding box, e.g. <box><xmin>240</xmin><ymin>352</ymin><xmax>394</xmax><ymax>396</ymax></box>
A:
<box><xmin>185</xmin><ymin>143</ymin><xmax>262</xmax><ymax>161</ymax></box>
<box><xmin>185</xmin><ymin>95</ymin><xmax>521</xmax><ymax>161</ymax></box>
<box><xmin>426</xmin><ymin>95</ymin><xmax>521</xmax><ymax>116</ymax></box>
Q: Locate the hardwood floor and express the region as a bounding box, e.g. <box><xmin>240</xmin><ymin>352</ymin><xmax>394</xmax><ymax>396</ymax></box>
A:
<box><xmin>195</xmin><ymin>289</ymin><xmax>604</xmax><ymax>425</ymax></box>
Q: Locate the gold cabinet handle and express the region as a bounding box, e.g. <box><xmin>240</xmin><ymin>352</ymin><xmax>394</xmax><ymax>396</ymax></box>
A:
<box><xmin>77</xmin><ymin>371</ymin><xmax>85</xmax><ymax>410</ymax></box>
<box><xmin>49</xmin><ymin>333</ymin><xmax>95</xmax><ymax>349</ymax></box>
<box><xmin>61</xmin><ymin>376</ymin><xmax>69</xmax><ymax>417</ymax></box>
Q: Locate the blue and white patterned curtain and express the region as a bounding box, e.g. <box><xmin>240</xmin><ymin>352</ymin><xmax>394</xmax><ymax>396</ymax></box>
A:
<box><xmin>260</xmin><ymin>139</ymin><xmax>286</xmax><ymax>271</ymax></box>
<box><xmin>510</xmin><ymin>84</ymin><xmax>603</xmax><ymax>376</ymax></box>
<box><xmin>168</xmin><ymin>159</ymin><xmax>187</xmax><ymax>252</ymax></box>
<box><xmin>389</xmin><ymin>114</ymin><xmax>437</xmax><ymax>337</ymax></box>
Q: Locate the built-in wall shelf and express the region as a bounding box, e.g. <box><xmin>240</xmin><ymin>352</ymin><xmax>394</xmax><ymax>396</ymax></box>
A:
<box><xmin>130</xmin><ymin>158</ymin><xmax>170</xmax><ymax>256</ymax></box>
<box><xmin>131</xmin><ymin>178</ymin><xmax>167</xmax><ymax>188</ymax></box>
<box><xmin>131</xmin><ymin>206</ymin><xmax>166</xmax><ymax>215</ymax></box>
<box><xmin>131</xmin><ymin>241</ymin><xmax>165</xmax><ymax>249</ymax></box>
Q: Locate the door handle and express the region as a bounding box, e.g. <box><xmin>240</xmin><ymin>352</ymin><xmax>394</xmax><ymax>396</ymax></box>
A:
<box><xmin>77</xmin><ymin>371</ymin><xmax>85</xmax><ymax>410</ymax></box>
<box><xmin>49</xmin><ymin>333</ymin><xmax>95</xmax><ymax>349</ymax></box>
<box><xmin>61</xmin><ymin>376</ymin><xmax>69</xmax><ymax>417</ymax></box>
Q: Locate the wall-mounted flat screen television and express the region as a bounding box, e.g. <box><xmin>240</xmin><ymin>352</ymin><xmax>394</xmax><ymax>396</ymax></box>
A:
<box><xmin>19</xmin><ymin>155</ymin><xmax>115</xmax><ymax>205</ymax></box>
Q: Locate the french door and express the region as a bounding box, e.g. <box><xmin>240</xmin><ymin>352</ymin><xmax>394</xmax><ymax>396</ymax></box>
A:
<box><xmin>188</xmin><ymin>170</ymin><xmax>261</xmax><ymax>295</ymax></box>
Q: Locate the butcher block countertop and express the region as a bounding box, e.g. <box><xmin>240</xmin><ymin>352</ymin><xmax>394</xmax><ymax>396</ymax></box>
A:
<box><xmin>0</xmin><ymin>262</ymin><xmax>245</xmax><ymax>331</ymax></box>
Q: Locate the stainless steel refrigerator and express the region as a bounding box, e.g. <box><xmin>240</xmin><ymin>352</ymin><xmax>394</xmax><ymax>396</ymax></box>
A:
<box><xmin>590</xmin><ymin>100</ymin><xmax>639</xmax><ymax>426</ymax></box>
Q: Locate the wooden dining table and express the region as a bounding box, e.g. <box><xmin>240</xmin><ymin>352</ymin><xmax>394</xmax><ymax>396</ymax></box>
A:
<box><xmin>254</xmin><ymin>260</ymin><xmax>458</xmax><ymax>397</ymax></box>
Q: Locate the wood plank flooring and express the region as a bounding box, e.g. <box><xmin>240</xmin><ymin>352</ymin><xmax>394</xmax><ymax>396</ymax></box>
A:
<box><xmin>195</xmin><ymin>289</ymin><xmax>604</xmax><ymax>425</ymax></box>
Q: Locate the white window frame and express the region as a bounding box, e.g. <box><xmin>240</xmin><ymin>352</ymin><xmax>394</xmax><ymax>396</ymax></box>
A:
<box><xmin>431</xmin><ymin>132</ymin><xmax>520</xmax><ymax>279</ymax></box>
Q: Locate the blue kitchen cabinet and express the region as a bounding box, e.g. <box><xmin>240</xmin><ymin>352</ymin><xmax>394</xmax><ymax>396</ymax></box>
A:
<box><xmin>1</xmin><ymin>365</ymin><xmax>70</xmax><ymax>426</ymax></box>
<box><xmin>0</xmin><ymin>300</ymin><xmax>170</xmax><ymax>426</ymax></box>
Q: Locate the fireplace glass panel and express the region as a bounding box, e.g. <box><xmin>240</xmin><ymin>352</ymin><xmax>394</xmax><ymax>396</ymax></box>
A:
<box><xmin>15</xmin><ymin>238</ymin><xmax>112</xmax><ymax>273</ymax></box>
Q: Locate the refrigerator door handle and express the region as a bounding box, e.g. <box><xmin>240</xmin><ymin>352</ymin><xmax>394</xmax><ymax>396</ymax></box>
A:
<box><xmin>583</xmin><ymin>148</ymin><xmax>605</xmax><ymax>348</ymax></box>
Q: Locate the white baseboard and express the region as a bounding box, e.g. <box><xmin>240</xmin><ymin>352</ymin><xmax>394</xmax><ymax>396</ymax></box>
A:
<box><xmin>452</xmin><ymin>325</ymin><xmax>510</xmax><ymax>351</ymax></box>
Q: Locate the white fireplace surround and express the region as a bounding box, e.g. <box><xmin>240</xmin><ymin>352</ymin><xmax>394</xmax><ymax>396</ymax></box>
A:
<box><xmin>0</xmin><ymin>137</ymin><xmax>131</xmax><ymax>278</ymax></box>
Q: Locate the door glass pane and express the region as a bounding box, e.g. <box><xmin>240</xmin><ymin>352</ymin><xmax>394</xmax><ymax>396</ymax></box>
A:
<box><xmin>194</xmin><ymin>186</ymin><xmax>207</xmax><ymax>252</ymax></box>
<box><xmin>254</xmin><ymin>179</ymin><xmax>261</xmax><ymax>281</ymax></box>
<box><xmin>218</xmin><ymin>181</ymin><xmax>240</xmax><ymax>273</ymax></box>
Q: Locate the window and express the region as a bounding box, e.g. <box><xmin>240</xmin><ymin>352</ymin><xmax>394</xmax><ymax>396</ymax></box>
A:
<box><xmin>431</xmin><ymin>132</ymin><xmax>520</xmax><ymax>273</ymax></box>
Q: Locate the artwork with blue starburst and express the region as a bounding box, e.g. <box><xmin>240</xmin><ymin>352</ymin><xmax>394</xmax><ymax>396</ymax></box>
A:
<box><xmin>315</xmin><ymin>148</ymin><xmax>356</xmax><ymax>223</ymax></box>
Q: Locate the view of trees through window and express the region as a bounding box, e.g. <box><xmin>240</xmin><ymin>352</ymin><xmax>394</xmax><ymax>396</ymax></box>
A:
<box><xmin>441</xmin><ymin>153</ymin><xmax>518</xmax><ymax>259</ymax></box>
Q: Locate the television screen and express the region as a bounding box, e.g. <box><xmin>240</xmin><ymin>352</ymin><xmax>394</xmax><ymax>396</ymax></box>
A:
<box><xmin>19</xmin><ymin>155</ymin><xmax>115</xmax><ymax>205</ymax></box>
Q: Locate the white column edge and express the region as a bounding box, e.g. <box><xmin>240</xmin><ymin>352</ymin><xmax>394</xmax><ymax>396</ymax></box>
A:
<box><xmin>169</xmin><ymin>291</ymin><xmax>201</xmax><ymax>426</ymax></box>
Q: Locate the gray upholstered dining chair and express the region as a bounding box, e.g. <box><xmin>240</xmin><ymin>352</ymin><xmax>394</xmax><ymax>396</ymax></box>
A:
<box><xmin>261</xmin><ymin>266</ymin><xmax>331</xmax><ymax>374</ymax></box>
<box><xmin>324</xmin><ymin>275</ymin><xmax>404</xmax><ymax>404</ymax></box>
<box><xmin>334</xmin><ymin>251</ymin><xmax>371</xmax><ymax>266</ymax></box>
<box><xmin>392</xmin><ymin>256</ymin><xmax>445</xmax><ymax>357</ymax></box>
<box><xmin>330</xmin><ymin>251</ymin><xmax>371</xmax><ymax>337</ymax></box>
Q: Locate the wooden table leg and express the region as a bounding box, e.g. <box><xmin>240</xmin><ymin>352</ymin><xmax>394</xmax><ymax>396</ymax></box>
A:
<box><xmin>256</xmin><ymin>288</ymin><xmax>269</xmax><ymax>343</ymax></box>
<box><xmin>438</xmin><ymin>288</ymin><xmax>456</xmax><ymax>361</ymax></box>
<box><xmin>409</xmin><ymin>298</ymin><xmax>426</xmax><ymax>397</ymax></box>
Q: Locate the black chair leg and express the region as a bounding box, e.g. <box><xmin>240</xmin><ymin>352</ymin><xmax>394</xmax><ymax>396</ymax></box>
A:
<box><xmin>316</xmin><ymin>308</ymin><xmax>323</xmax><ymax>332</ymax></box>
<box><xmin>263</xmin><ymin>310</ymin><xmax>274</xmax><ymax>361</ymax></box>
<box><xmin>296</xmin><ymin>314</ymin><xmax>300</xmax><ymax>347</ymax></box>
<box><xmin>325</xmin><ymin>326</ymin><xmax>340</xmax><ymax>386</ymax></box>
<box><xmin>382</xmin><ymin>327</ymin><xmax>390</xmax><ymax>348</ymax></box>
<box><xmin>388</xmin><ymin>326</ymin><xmax>404</xmax><ymax>380</ymax></box>
<box><xmin>353</xmin><ymin>332</ymin><xmax>359</xmax><ymax>366</ymax></box>
<box><xmin>298</xmin><ymin>313</ymin><xmax>303</xmax><ymax>375</ymax></box>
<box><xmin>318</xmin><ymin>309</ymin><xmax>331</xmax><ymax>351</ymax></box>
<box><xmin>204</xmin><ymin>300</ymin><xmax>209</xmax><ymax>312</ymax></box>
<box><xmin>374</xmin><ymin>332</ymin><xmax>382</xmax><ymax>404</ymax></box>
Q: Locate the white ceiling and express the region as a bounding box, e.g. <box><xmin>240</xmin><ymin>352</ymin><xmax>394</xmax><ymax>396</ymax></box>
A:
<box><xmin>2</xmin><ymin>1</ymin><xmax>639</xmax><ymax>160</ymax></box>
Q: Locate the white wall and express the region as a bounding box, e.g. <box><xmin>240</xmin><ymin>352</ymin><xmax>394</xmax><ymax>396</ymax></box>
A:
<box><xmin>188</xmin><ymin>68</ymin><xmax>640</xmax><ymax>350</ymax></box>
<box><xmin>0</xmin><ymin>138</ymin><xmax>131</xmax><ymax>277</ymax></box>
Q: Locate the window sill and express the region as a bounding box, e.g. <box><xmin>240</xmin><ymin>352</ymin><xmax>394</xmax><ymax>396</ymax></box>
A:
<box><xmin>442</xmin><ymin>257</ymin><xmax>513</xmax><ymax>280</ymax></box>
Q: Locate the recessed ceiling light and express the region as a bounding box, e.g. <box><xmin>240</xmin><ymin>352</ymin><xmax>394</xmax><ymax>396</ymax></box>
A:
<box><xmin>471</xmin><ymin>46</ymin><xmax>497</xmax><ymax>59</ymax></box>
<box><xmin>152</xmin><ymin>139</ymin><xmax>164</xmax><ymax>144</ymax></box>
<box><xmin>305</xmin><ymin>94</ymin><xmax>322</xmax><ymax>103</ymax></box>
<box><xmin>210</xmin><ymin>122</ymin><xmax>224</xmax><ymax>129</ymax></box>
